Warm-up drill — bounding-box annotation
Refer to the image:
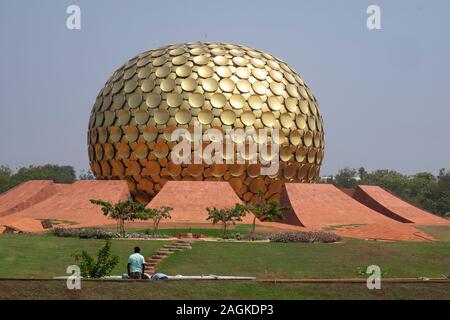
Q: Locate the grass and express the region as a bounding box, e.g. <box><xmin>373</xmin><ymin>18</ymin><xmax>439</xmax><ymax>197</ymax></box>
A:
<box><xmin>158</xmin><ymin>239</ymin><xmax>450</xmax><ymax>279</ymax></box>
<box><xmin>417</xmin><ymin>225</ymin><xmax>450</xmax><ymax>242</ymax></box>
<box><xmin>0</xmin><ymin>280</ymin><xmax>449</xmax><ymax>300</ymax></box>
<box><xmin>0</xmin><ymin>226</ymin><xmax>449</xmax><ymax>299</ymax></box>
<box><xmin>36</xmin><ymin>218</ymin><xmax>78</xmax><ymax>225</ymax></box>
<box><xmin>134</xmin><ymin>224</ymin><xmax>253</xmax><ymax>238</ymax></box>
<box><xmin>322</xmin><ymin>224</ymin><xmax>365</xmax><ymax>231</ymax></box>
<box><xmin>0</xmin><ymin>234</ymin><xmax>168</xmax><ymax>278</ymax></box>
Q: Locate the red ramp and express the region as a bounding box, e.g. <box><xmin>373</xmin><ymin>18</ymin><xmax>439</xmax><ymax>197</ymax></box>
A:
<box><xmin>0</xmin><ymin>180</ymin><xmax>58</xmax><ymax>217</ymax></box>
<box><xmin>147</xmin><ymin>181</ymin><xmax>254</xmax><ymax>225</ymax></box>
<box><xmin>353</xmin><ymin>185</ymin><xmax>450</xmax><ymax>226</ymax></box>
<box><xmin>0</xmin><ymin>180</ymin><xmax>130</xmax><ymax>232</ymax></box>
<box><xmin>280</xmin><ymin>183</ymin><xmax>433</xmax><ymax>241</ymax></box>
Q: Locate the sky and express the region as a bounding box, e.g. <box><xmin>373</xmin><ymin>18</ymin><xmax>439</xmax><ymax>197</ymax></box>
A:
<box><xmin>0</xmin><ymin>0</ymin><xmax>449</xmax><ymax>176</ymax></box>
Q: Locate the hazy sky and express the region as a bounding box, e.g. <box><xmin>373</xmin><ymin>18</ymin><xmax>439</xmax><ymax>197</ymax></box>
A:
<box><xmin>1</xmin><ymin>0</ymin><xmax>449</xmax><ymax>176</ymax></box>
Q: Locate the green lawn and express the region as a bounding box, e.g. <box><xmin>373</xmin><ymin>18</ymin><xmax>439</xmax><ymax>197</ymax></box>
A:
<box><xmin>158</xmin><ymin>240</ymin><xmax>450</xmax><ymax>279</ymax></box>
<box><xmin>417</xmin><ymin>225</ymin><xmax>450</xmax><ymax>242</ymax></box>
<box><xmin>0</xmin><ymin>234</ymin><xmax>168</xmax><ymax>278</ymax></box>
<box><xmin>133</xmin><ymin>224</ymin><xmax>253</xmax><ymax>238</ymax></box>
<box><xmin>0</xmin><ymin>280</ymin><xmax>449</xmax><ymax>300</ymax></box>
<box><xmin>0</xmin><ymin>229</ymin><xmax>449</xmax><ymax>299</ymax></box>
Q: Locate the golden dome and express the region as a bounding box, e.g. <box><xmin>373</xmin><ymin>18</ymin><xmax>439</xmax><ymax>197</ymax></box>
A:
<box><xmin>88</xmin><ymin>42</ymin><xmax>324</xmax><ymax>204</ymax></box>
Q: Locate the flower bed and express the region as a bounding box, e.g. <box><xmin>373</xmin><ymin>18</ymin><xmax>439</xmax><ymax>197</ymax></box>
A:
<box><xmin>53</xmin><ymin>227</ymin><xmax>170</xmax><ymax>239</ymax></box>
<box><xmin>268</xmin><ymin>231</ymin><xmax>340</xmax><ymax>243</ymax></box>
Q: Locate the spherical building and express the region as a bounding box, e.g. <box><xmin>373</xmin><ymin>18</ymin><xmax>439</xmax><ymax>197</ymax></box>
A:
<box><xmin>87</xmin><ymin>42</ymin><xmax>324</xmax><ymax>204</ymax></box>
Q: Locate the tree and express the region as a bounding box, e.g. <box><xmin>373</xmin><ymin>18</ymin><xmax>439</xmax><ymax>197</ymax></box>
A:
<box><xmin>13</xmin><ymin>164</ymin><xmax>76</xmax><ymax>184</ymax></box>
<box><xmin>431</xmin><ymin>169</ymin><xmax>450</xmax><ymax>215</ymax></box>
<box><xmin>206</xmin><ymin>204</ymin><xmax>247</xmax><ymax>237</ymax></box>
<box><xmin>358</xmin><ymin>167</ymin><xmax>368</xmax><ymax>181</ymax></box>
<box><xmin>90</xmin><ymin>198</ymin><xmax>152</xmax><ymax>237</ymax></box>
<box><xmin>72</xmin><ymin>240</ymin><xmax>119</xmax><ymax>278</ymax></box>
<box><xmin>364</xmin><ymin>169</ymin><xmax>410</xmax><ymax>199</ymax></box>
<box><xmin>79</xmin><ymin>169</ymin><xmax>95</xmax><ymax>180</ymax></box>
<box><xmin>247</xmin><ymin>190</ymin><xmax>289</xmax><ymax>234</ymax></box>
<box><xmin>334</xmin><ymin>168</ymin><xmax>358</xmax><ymax>188</ymax></box>
<box><xmin>0</xmin><ymin>165</ymin><xmax>12</xmax><ymax>193</ymax></box>
<box><xmin>149</xmin><ymin>206</ymin><xmax>173</xmax><ymax>234</ymax></box>
<box><xmin>407</xmin><ymin>172</ymin><xmax>436</xmax><ymax>212</ymax></box>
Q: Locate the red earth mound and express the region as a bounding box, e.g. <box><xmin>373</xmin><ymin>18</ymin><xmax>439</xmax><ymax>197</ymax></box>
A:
<box><xmin>279</xmin><ymin>183</ymin><xmax>433</xmax><ymax>241</ymax></box>
<box><xmin>0</xmin><ymin>180</ymin><xmax>130</xmax><ymax>232</ymax></box>
<box><xmin>353</xmin><ymin>185</ymin><xmax>450</xmax><ymax>226</ymax></box>
<box><xmin>147</xmin><ymin>181</ymin><xmax>254</xmax><ymax>225</ymax></box>
<box><xmin>0</xmin><ymin>180</ymin><xmax>437</xmax><ymax>241</ymax></box>
<box><xmin>0</xmin><ymin>180</ymin><xmax>58</xmax><ymax>217</ymax></box>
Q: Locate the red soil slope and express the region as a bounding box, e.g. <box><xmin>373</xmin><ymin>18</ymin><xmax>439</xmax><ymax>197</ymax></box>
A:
<box><xmin>147</xmin><ymin>181</ymin><xmax>254</xmax><ymax>225</ymax></box>
<box><xmin>0</xmin><ymin>180</ymin><xmax>130</xmax><ymax>232</ymax></box>
<box><xmin>279</xmin><ymin>183</ymin><xmax>433</xmax><ymax>241</ymax></box>
<box><xmin>353</xmin><ymin>185</ymin><xmax>450</xmax><ymax>226</ymax></box>
<box><xmin>0</xmin><ymin>180</ymin><xmax>58</xmax><ymax>217</ymax></box>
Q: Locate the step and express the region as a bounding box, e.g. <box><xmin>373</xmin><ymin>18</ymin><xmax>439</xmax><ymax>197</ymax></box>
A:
<box><xmin>156</xmin><ymin>251</ymin><xmax>173</xmax><ymax>257</ymax></box>
<box><xmin>163</xmin><ymin>245</ymin><xmax>181</xmax><ymax>249</ymax></box>
<box><xmin>152</xmin><ymin>254</ymin><xmax>169</xmax><ymax>259</ymax></box>
<box><xmin>175</xmin><ymin>240</ymin><xmax>192</xmax><ymax>244</ymax></box>
<box><xmin>177</xmin><ymin>246</ymin><xmax>192</xmax><ymax>250</ymax></box>
<box><xmin>163</xmin><ymin>245</ymin><xmax>186</xmax><ymax>251</ymax></box>
<box><xmin>168</xmin><ymin>248</ymin><xmax>185</xmax><ymax>252</ymax></box>
<box><xmin>154</xmin><ymin>251</ymin><xmax>171</xmax><ymax>257</ymax></box>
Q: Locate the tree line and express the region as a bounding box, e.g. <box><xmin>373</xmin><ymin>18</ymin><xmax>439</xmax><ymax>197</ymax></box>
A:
<box><xmin>323</xmin><ymin>167</ymin><xmax>450</xmax><ymax>217</ymax></box>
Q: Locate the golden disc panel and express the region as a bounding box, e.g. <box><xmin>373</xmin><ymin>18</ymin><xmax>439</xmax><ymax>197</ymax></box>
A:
<box><xmin>188</xmin><ymin>93</ymin><xmax>205</xmax><ymax>108</ymax></box>
<box><xmin>88</xmin><ymin>42</ymin><xmax>325</xmax><ymax>203</ymax></box>
<box><xmin>167</xmin><ymin>93</ymin><xmax>183</xmax><ymax>108</ymax></box>
<box><xmin>146</xmin><ymin>94</ymin><xmax>161</xmax><ymax>108</ymax></box>
<box><xmin>175</xmin><ymin>109</ymin><xmax>192</xmax><ymax>124</ymax></box>
<box><xmin>154</xmin><ymin>109</ymin><xmax>170</xmax><ymax>124</ymax></box>
<box><xmin>220</xmin><ymin>110</ymin><xmax>236</xmax><ymax>125</ymax></box>
<box><xmin>181</xmin><ymin>78</ymin><xmax>197</xmax><ymax>91</ymax></box>
<box><xmin>241</xmin><ymin>111</ymin><xmax>256</xmax><ymax>126</ymax></box>
<box><xmin>210</xmin><ymin>93</ymin><xmax>227</xmax><ymax>108</ymax></box>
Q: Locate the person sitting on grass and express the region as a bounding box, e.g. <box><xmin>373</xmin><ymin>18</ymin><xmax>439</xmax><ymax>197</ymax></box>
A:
<box><xmin>128</xmin><ymin>246</ymin><xmax>145</xmax><ymax>279</ymax></box>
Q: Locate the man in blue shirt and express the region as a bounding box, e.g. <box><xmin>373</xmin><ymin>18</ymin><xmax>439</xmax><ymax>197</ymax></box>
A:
<box><xmin>128</xmin><ymin>246</ymin><xmax>145</xmax><ymax>279</ymax></box>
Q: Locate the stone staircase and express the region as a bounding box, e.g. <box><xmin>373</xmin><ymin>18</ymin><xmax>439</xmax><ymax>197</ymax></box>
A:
<box><xmin>145</xmin><ymin>240</ymin><xmax>192</xmax><ymax>274</ymax></box>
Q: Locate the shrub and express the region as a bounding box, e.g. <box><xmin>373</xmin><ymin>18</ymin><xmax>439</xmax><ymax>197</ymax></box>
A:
<box><xmin>222</xmin><ymin>232</ymin><xmax>242</xmax><ymax>240</ymax></box>
<box><xmin>53</xmin><ymin>227</ymin><xmax>120</xmax><ymax>239</ymax></box>
<box><xmin>125</xmin><ymin>233</ymin><xmax>170</xmax><ymax>239</ymax></box>
<box><xmin>269</xmin><ymin>231</ymin><xmax>340</xmax><ymax>243</ymax></box>
<box><xmin>242</xmin><ymin>233</ymin><xmax>271</xmax><ymax>241</ymax></box>
<box><xmin>72</xmin><ymin>240</ymin><xmax>119</xmax><ymax>278</ymax></box>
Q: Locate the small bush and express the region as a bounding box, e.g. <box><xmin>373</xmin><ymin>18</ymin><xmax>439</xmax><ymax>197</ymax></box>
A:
<box><xmin>269</xmin><ymin>231</ymin><xmax>340</xmax><ymax>243</ymax></box>
<box><xmin>222</xmin><ymin>232</ymin><xmax>242</xmax><ymax>240</ymax></box>
<box><xmin>355</xmin><ymin>265</ymin><xmax>387</xmax><ymax>276</ymax></box>
<box><xmin>242</xmin><ymin>233</ymin><xmax>271</xmax><ymax>241</ymax></box>
<box><xmin>72</xmin><ymin>240</ymin><xmax>119</xmax><ymax>278</ymax></box>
